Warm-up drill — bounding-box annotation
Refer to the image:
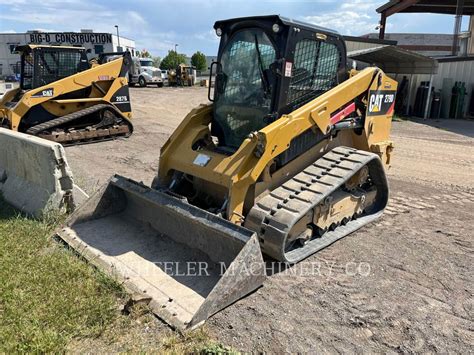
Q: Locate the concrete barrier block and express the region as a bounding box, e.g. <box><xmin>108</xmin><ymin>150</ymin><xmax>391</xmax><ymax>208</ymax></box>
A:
<box><xmin>0</xmin><ymin>128</ymin><xmax>88</xmax><ymax>217</ymax></box>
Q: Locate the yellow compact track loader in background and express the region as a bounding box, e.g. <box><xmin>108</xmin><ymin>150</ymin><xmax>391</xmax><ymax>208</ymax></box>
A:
<box><xmin>58</xmin><ymin>16</ymin><xmax>396</xmax><ymax>329</ymax></box>
<box><xmin>0</xmin><ymin>45</ymin><xmax>133</xmax><ymax>145</ymax></box>
<box><xmin>168</xmin><ymin>64</ymin><xmax>196</xmax><ymax>86</ymax></box>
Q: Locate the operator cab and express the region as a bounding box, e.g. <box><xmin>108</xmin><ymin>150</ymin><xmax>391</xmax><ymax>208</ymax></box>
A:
<box><xmin>210</xmin><ymin>15</ymin><xmax>347</xmax><ymax>151</ymax></box>
<box><xmin>16</xmin><ymin>45</ymin><xmax>89</xmax><ymax>91</ymax></box>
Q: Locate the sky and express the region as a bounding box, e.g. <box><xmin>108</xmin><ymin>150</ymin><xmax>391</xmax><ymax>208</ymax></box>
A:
<box><xmin>0</xmin><ymin>0</ymin><xmax>470</xmax><ymax>57</ymax></box>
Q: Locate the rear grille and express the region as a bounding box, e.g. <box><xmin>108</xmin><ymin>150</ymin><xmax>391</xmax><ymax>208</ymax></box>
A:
<box><xmin>276</xmin><ymin>128</ymin><xmax>326</xmax><ymax>168</ymax></box>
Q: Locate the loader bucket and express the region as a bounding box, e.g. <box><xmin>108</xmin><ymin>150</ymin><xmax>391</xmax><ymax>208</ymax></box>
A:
<box><xmin>56</xmin><ymin>175</ymin><xmax>266</xmax><ymax>330</ymax></box>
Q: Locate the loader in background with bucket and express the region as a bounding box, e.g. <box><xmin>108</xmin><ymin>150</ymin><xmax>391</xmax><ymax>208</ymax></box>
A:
<box><xmin>0</xmin><ymin>45</ymin><xmax>133</xmax><ymax>145</ymax></box>
<box><xmin>57</xmin><ymin>15</ymin><xmax>396</xmax><ymax>329</ymax></box>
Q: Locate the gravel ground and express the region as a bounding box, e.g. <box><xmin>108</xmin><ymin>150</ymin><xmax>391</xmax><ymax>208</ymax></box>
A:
<box><xmin>65</xmin><ymin>87</ymin><xmax>474</xmax><ymax>353</ymax></box>
<box><xmin>65</xmin><ymin>86</ymin><xmax>207</xmax><ymax>194</ymax></box>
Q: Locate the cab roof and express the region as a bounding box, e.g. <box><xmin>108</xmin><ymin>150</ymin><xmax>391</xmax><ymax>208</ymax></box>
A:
<box><xmin>14</xmin><ymin>44</ymin><xmax>86</xmax><ymax>53</ymax></box>
<box><xmin>214</xmin><ymin>15</ymin><xmax>340</xmax><ymax>36</ymax></box>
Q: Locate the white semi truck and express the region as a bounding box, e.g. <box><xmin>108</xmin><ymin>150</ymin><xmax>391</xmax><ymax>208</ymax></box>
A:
<box><xmin>129</xmin><ymin>57</ymin><xmax>164</xmax><ymax>87</ymax></box>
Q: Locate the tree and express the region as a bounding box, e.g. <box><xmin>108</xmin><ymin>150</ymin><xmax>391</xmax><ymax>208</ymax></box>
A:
<box><xmin>152</xmin><ymin>56</ymin><xmax>161</xmax><ymax>68</ymax></box>
<box><xmin>140</xmin><ymin>49</ymin><xmax>151</xmax><ymax>58</ymax></box>
<box><xmin>191</xmin><ymin>51</ymin><xmax>207</xmax><ymax>71</ymax></box>
<box><xmin>160</xmin><ymin>50</ymin><xmax>187</xmax><ymax>70</ymax></box>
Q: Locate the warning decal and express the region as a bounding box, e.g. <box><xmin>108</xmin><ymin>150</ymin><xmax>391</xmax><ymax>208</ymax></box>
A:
<box><xmin>285</xmin><ymin>61</ymin><xmax>293</xmax><ymax>77</ymax></box>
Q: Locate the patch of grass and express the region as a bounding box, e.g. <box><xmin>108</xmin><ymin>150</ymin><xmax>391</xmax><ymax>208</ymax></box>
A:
<box><xmin>0</xmin><ymin>198</ymin><xmax>234</xmax><ymax>353</ymax></box>
<box><xmin>67</xmin><ymin>314</ymin><xmax>237</xmax><ymax>353</ymax></box>
<box><xmin>0</xmin><ymin>199</ymin><xmax>125</xmax><ymax>352</ymax></box>
<box><xmin>161</xmin><ymin>328</ymin><xmax>237</xmax><ymax>354</ymax></box>
<box><xmin>193</xmin><ymin>341</ymin><xmax>239</xmax><ymax>355</ymax></box>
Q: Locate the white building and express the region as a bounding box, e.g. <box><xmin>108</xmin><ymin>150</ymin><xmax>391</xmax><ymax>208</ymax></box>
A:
<box><xmin>0</xmin><ymin>29</ymin><xmax>136</xmax><ymax>77</ymax></box>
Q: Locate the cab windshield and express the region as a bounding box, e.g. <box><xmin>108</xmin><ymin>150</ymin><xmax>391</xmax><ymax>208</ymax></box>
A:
<box><xmin>213</xmin><ymin>29</ymin><xmax>276</xmax><ymax>149</ymax></box>
<box><xmin>140</xmin><ymin>59</ymin><xmax>154</xmax><ymax>67</ymax></box>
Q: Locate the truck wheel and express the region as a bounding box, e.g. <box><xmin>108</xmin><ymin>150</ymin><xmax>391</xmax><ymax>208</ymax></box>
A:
<box><xmin>139</xmin><ymin>76</ymin><xmax>146</xmax><ymax>87</ymax></box>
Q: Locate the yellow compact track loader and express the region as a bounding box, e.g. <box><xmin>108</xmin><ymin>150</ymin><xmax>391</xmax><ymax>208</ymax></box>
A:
<box><xmin>0</xmin><ymin>45</ymin><xmax>133</xmax><ymax>145</ymax></box>
<box><xmin>58</xmin><ymin>16</ymin><xmax>396</xmax><ymax>329</ymax></box>
<box><xmin>168</xmin><ymin>64</ymin><xmax>196</xmax><ymax>86</ymax></box>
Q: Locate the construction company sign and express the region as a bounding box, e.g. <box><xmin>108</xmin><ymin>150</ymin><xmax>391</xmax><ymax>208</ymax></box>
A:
<box><xmin>28</xmin><ymin>32</ymin><xmax>113</xmax><ymax>45</ymax></box>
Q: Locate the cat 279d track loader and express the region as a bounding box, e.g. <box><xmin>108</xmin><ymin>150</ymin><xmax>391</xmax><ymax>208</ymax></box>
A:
<box><xmin>0</xmin><ymin>45</ymin><xmax>133</xmax><ymax>145</ymax></box>
<box><xmin>58</xmin><ymin>16</ymin><xmax>396</xmax><ymax>329</ymax></box>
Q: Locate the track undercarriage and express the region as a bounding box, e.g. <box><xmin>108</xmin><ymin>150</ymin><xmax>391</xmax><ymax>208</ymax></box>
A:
<box><xmin>25</xmin><ymin>104</ymin><xmax>133</xmax><ymax>146</ymax></box>
<box><xmin>245</xmin><ymin>146</ymin><xmax>389</xmax><ymax>263</ymax></box>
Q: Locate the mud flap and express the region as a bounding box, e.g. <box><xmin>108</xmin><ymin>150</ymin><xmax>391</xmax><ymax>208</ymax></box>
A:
<box><xmin>56</xmin><ymin>175</ymin><xmax>266</xmax><ymax>330</ymax></box>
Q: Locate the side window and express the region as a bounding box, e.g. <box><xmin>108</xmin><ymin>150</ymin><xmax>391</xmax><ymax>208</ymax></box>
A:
<box><xmin>22</xmin><ymin>55</ymin><xmax>34</xmax><ymax>90</ymax></box>
<box><xmin>57</xmin><ymin>51</ymin><xmax>81</xmax><ymax>77</ymax></box>
<box><xmin>288</xmin><ymin>39</ymin><xmax>340</xmax><ymax>108</ymax></box>
<box><xmin>34</xmin><ymin>50</ymin><xmax>81</xmax><ymax>88</ymax></box>
<box><xmin>9</xmin><ymin>44</ymin><xmax>19</xmax><ymax>54</ymax></box>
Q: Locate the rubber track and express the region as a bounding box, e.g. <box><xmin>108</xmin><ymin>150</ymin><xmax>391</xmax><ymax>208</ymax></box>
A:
<box><xmin>26</xmin><ymin>104</ymin><xmax>111</xmax><ymax>135</ymax></box>
<box><xmin>244</xmin><ymin>146</ymin><xmax>389</xmax><ymax>263</ymax></box>
<box><xmin>25</xmin><ymin>104</ymin><xmax>132</xmax><ymax>144</ymax></box>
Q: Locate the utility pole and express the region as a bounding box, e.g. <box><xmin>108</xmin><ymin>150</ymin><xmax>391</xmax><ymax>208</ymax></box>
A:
<box><xmin>115</xmin><ymin>25</ymin><xmax>120</xmax><ymax>51</ymax></box>
<box><xmin>452</xmin><ymin>0</ymin><xmax>465</xmax><ymax>56</ymax></box>
<box><xmin>469</xmin><ymin>16</ymin><xmax>474</xmax><ymax>55</ymax></box>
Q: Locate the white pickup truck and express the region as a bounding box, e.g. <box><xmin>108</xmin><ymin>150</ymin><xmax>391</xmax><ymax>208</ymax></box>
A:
<box><xmin>129</xmin><ymin>57</ymin><xmax>164</xmax><ymax>87</ymax></box>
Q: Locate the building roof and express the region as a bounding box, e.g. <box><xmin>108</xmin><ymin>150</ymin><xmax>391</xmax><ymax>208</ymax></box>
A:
<box><xmin>435</xmin><ymin>55</ymin><xmax>474</xmax><ymax>62</ymax></box>
<box><xmin>348</xmin><ymin>45</ymin><xmax>439</xmax><ymax>74</ymax></box>
<box><xmin>343</xmin><ymin>35</ymin><xmax>397</xmax><ymax>45</ymax></box>
<box><xmin>377</xmin><ymin>0</ymin><xmax>474</xmax><ymax>16</ymax></box>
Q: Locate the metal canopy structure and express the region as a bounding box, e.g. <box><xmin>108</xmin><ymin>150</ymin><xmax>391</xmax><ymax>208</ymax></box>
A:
<box><xmin>376</xmin><ymin>0</ymin><xmax>474</xmax><ymax>52</ymax></box>
<box><xmin>377</xmin><ymin>0</ymin><xmax>474</xmax><ymax>16</ymax></box>
<box><xmin>348</xmin><ymin>45</ymin><xmax>439</xmax><ymax>74</ymax></box>
<box><xmin>349</xmin><ymin>45</ymin><xmax>439</xmax><ymax>118</ymax></box>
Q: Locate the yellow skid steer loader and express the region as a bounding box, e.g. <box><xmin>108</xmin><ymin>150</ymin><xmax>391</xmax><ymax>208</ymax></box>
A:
<box><xmin>0</xmin><ymin>45</ymin><xmax>133</xmax><ymax>145</ymax></box>
<box><xmin>168</xmin><ymin>64</ymin><xmax>196</xmax><ymax>87</ymax></box>
<box><xmin>57</xmin><ymin>16</ymin><xmax>396</xmax><ymax>329</ymax></box>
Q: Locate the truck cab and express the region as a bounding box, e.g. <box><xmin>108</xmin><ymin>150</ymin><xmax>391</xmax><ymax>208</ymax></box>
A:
<box><xmin>129</xmin><ymin>57</ymin><xmax>164</xmax><ymax>87</ymax></box>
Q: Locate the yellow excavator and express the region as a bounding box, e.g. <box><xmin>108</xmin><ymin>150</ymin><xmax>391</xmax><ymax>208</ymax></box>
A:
<box><xmin>0</xmin><ymin>45</ymin><xmax>133</xmax><ymax>145</ymax></box>
<box><xmin>58</xmin><ymin>16</ymin><xmax>396</xmax><ymax>329</ymax></box>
